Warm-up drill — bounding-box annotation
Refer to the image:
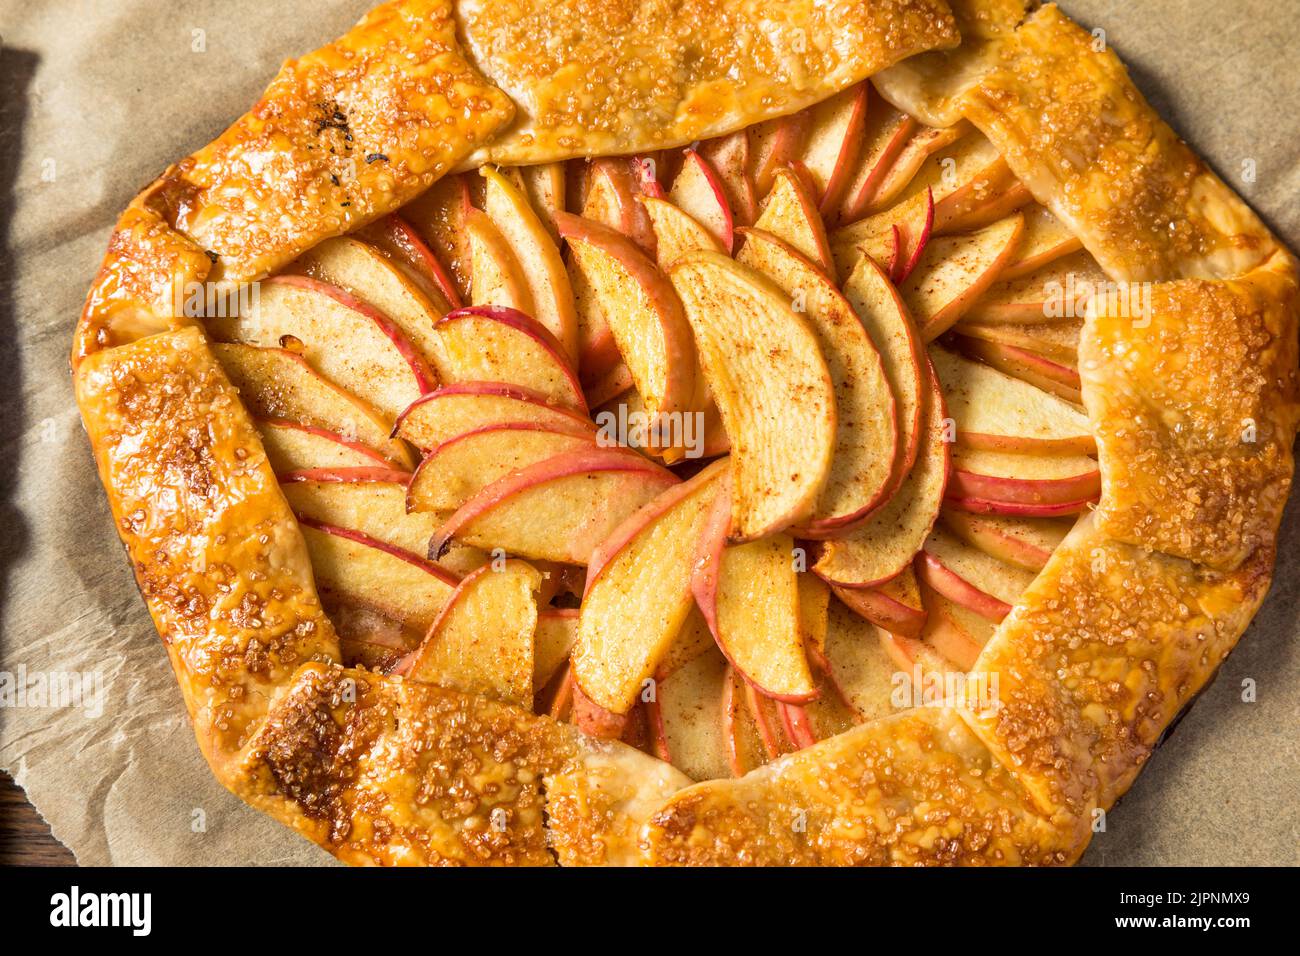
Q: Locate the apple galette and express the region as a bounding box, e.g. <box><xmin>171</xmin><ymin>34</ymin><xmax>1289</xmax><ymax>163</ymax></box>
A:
<box><xmin>72</xmin><ymin>0</ymin><xmax>1297</xmax><ymax>866</ymax></box>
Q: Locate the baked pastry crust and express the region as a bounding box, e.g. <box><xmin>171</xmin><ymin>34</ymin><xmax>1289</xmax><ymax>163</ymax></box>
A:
<box><xmin>70</xmin><ymin>0</ymin><xmax>1299</xmax><ymax>865</ymax></box>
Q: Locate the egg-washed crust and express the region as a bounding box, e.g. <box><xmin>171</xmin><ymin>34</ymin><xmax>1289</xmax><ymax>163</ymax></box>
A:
<box><xmin>69</xmin><ymin>0</ymin><xmax>1299</xmax><ymax>867</ymax></box>
<box><xmin>957</xmin><ymin>514</ymin><xmax>1277</xmax><ymax>819</ymax></box>
<box><xmin>873</xmin><ymin>3</ymin><xmax>1278</xmax><ymax>283</ymax></box>
<box><xmin>1081</xmin><ymin>253</ymin><xmax>1300</xmax><ymax>571</ymax></box>
<box><xmin>453</xmin><ymin>0</ymin><xmax>960</xmax><ymax>167</ymax></box>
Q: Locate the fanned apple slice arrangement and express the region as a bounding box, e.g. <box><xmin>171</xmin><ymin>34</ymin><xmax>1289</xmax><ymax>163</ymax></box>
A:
<box><xmin>204</xmin><ymin>80</ymin><xmax>1105</xmax><ymax>779</ymax></box>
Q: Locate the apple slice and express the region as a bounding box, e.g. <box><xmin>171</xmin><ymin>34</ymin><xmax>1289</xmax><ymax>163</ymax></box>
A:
<box><xmin>394</xmin><ymin>382</ymin><xmax>593</xmax><ymax>452</ymax></box>
<box><xmin>430</xmin><ymin>447</ymin><xmax>677</xmax><ymax>566</ymax></box>
<box><xmin>571</xmin><ymin>460</ymin><xmax>727</xmax><ymax>713</ymax></box>
<box><xmin>399</xmin><ymin>559</ymin><xmax>540</xmax><ymax>706</ymax></box>
<box><xmin>798</xmin><ymin>82</ymin><xmax>868</xmax><ymax>215</ymax></box>
<box><xmin>533</xmin><ymin>608</ymin><xmax>579</xmax><ymax>690</ymax></box>
<box><xmin>749</xmin><ymin>111</ymin><xmax>811</xmax><ymax>199</ymax></box>
<box><xmin>932</xmin><ymin>159</ymin><xmax>1032</xmax><ymax>235</ymax></box>
<box><xmin>858</xmin><ymin>121</ymin><xmax>968</xmax><ymax>214</ymax></box>
<box><xmin>836</xmin><ymin>106</ymin><xmax>918</xmax><ymax>225</ymax></box>
<box><xmin>406</xmin><ymin>422</ymin><xmax>595</xmax><ymax>515</ymax></box>
<box><xmin>721</xmin><ymin>665</ymin><xmax>770</xmax><ymax>775</ymax></box>
<box><xmin>919</xmin><ymin>526</ymin><xmax>1036</xmax><ymax>619</ymax></box>
<box><xmin>298</xmin><ymin>519</ymin><xmax>458</xmax><ymax>647</ymax></box>
<box><xmin>916</xmin><ymin>581</ymin><xmax>988</xmax><ymax>672</ymax></box>
<box><xmin>351</xmin><ymin>215</ymin><xmax>458</xmax><ymax>313</ymax></box>
<box><xmin>256</xmin><ymin>418</ymin><xmax>401</xmax><ymax>473</ymax></box>
<box><xmin>692</xmin><ymin>484</ymin><xmax>816</xmax><ymax>701</ymax></box>
<box><xmin>515</xmin><ymin>163</ymin><xmax>567</xmax><ymax>241</ymax></box>
<box><xmin>814</xmin><ymin>358</ymin><xmax>949</xmax><ymax>587</ymax></box>
<box><xmin>999</xmin><ymin>204</ymin><xmax>1084</xmax><ymax>281</ymax></box>
<box><xmin>941</xmin><ymin>509</ymin><xmax>1071</xmax><ymax>572</ymax></box>
<box><xmin>402</xmin><ymin>173</ymin><xmax>473</xmax><ymax>306</ymax></box>
<box><xmin>954</xmin><ymin>318</ymin><xmax>1082</xmax><ymax>365</ymax></box>
<box><xmin>631</xmin><ymin>155</ymin><xmax>668</xmax><ymax>200</ymax></box>
<box><xmin>466</xmin><ymin>207</ymin><xmax>535</xmax><ymax>315</ymax></box>
<box><xmin>669</xmin><ymin>150</ymin><xmax>734</xmax><ymax>253</ymax></box>
<box><xmin>736</xmin><ymin>229</ymin><xmax>897</xmax><ymax>533</ymax></box>
<box><xmin>876</xmin><ymin>623</ymin><xmax>957</xmax><ymax>683</ymax></box>
<box><xmin>750</xmin><ymin>167</ymin><xmax>835</xmax><ymax>275</ymax></box>
<box><xmin>213</xmin><ymin>342</ymin><xmax>411</xmax><ymax>467</ymax></box>
<box><xmin>281</xmin><ymin>470</ymin><xmax>436</xmax><ymax>556</ymax></box>
<box><xmin>640</xmin><ymin>195</ymin><xmax>727</xmax><ymax>270</ymax></box>
<box><xmin>209</xmin><ymin>274</ymin><xmax>435</xmax><ymax>420</ymax></box>
<box><xmin>797</xmin><ymin>572</ymin><xmax>832</xmax><ymax>662</ymax></box>
<box><xmin>545</xmin><ymin>665</ymin><xmax>575</xmax><ymax>721</ymax></box>
<box><xmin>655</xmin><ymin>607</ymin><xmax>718</xmax><ymax>681</ymax></box>
<box><xmin>700</xmin><ymin>131</ymin><xmax>759</xmax><ymax>226</ymax></box>
<box><xmin>955</xmin><ymin>336</ymin><xmax>1083</xmax><ymax>404</ymax></box>
<box><xmin>840</xmin><ymin>255</ymin><xmax>926</xmax><ymax>491</ymax></box>
<box><xmin>652</xmin><ymin>646</ymin><xmax>733</xmax><ymax>781</ymax></box>
<box><xmin>481</xmin><ymin>167</ymin><xmax>580</xmax><ymax>364</ymax></box>
<box><xmin>962</xmin><ymin>250</ymin><xmax>1106</xmax><ymax>324</ymax></box>
<box><xmin>743</xmin><ymin>679</ymin><xmax>793</xmax><ymax>761</ymax></box>
<box><xmin>557</xmin><ymin>212</ymin><xmax>696</xmax><ymax>427</ymax></box>
<box><xmin>293</xmin><ymin>233</ymin><xmax>446</xmax><ymax>367</ymax></box>
<box><xmin>670</xmin><ymin>252</ymin><xmax>836</xmax><ymax>539</ymax></box>
<box><xmin>812</xmin><ymin>600</ymin><xmax>907</xmax><ymax>724</ymax></box>
<box><xmin>585</xmin><ymin>363</ymin><xmax>636</xmax><ymax>410</ymax></box>
<box><xmin>899</xmin><ymin>213</ymin><xmax>1025</xmax><ymax>342</ymax></box>
<box><xmin>434</xmin><ymin>305</ymin><xmax>586</xmax><ymax>412</ymax></box>
<box><xmin>571</xmin><ymin>681</ymin><xmax>632</xmax><ymax>739</ymax></box>
<box><xmin>829</xmin><ymin>565</ymin><xmax>927</xmax><ymax>638</ymax></box>
<box><xmin>949</xmin><ymin>448</ymin><xmax>1100</xmax><ymax>506</ymax></box>
<box><xmin>927</xmin><ymin>343</ymin><xmax>1094</xmax><ymax>455</ymax></box>
<box><xmin>582</xmin><ymin>158</ymin><xmax>657</xmax><ymax>252</ymax></box>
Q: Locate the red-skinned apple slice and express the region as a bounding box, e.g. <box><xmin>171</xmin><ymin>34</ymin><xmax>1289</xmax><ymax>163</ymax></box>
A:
<box><xmin>546</xmin><ymin>664</ymin><xmax>575</xmax><ymax>721</ymax></box>
<box><xmin>954</xmin><ymin>319</ymin><xmax>1082</xmax><ymax>364</ymax></box>
<box><xmin>692</xmin><ymin>486</ymin><xmax>817</xmax><ymax>702</ymax></box>
<box><xmin>583</xmin><ymin>158</ymin><xmax>657</xmax><ymax>253</ymax></box>
<box><xmin>941</xmin><ymin>508</ymin><xmax>1071</xmax><ymax>572</ymax></box>
<box><xmin>743</xmin><ymin>679</ymin><xmax>792</xmax><ymax>761</ymax></box>
<box><xmin>955</xmin><ymin>336</ymin><xmax>1083</xmax><ymax>404</ymax></box>
<box><xmin>900</xmin><ymin>213</ymin><xmax>1025</xmax><ymax>342</ymax></box>
<box><xmin>809</xmin><ymin>601</ymin><xmax>908</xmax><ymax>725</ymax></box>
<box><xmin>735</xmin><ymin>228</ymin><xmax>897</xmax><ymax>532</ymax></box>
<box><xmin>951</xmin><ymin>448</ymin><xmax>1099</xmax><ymax>504</ymax></box>
<box><xmin>394</xmin><ymin>382</ymin><xmax>593</xmax><ymax>453</ymax></box>
<box><xmin>256</xmin><ymin>418</ymin><xmax>402</xmax><ymax>473</ymax></box>
<box><xmin>750</xmin><ymin>167</ymin><xmax>835</xmax><ymax>275</ymax></box>
<box><xmin>209</xmin><ymin>273</ymin><xmax>436</xmax><ymax>420</ymax></box>
<box><xmin>652</xmin><ymin>646</ymin><xmax>733</xmax><ymax>781</ymax></box>
<box><xmin>799</xmin><ymin>82</ymin><xmax>868</xmax><ymax>215</ymax></box>
<box><xmin>836</xmin><ymin>105</ymin><xmax>918</xmax><ymax>225</ymax></box>
<box><xmin>401</xmin><ymin>173</ymin><xmax>473</xmax><ymax>306</ymax></box>
<box><xmin>631</xmin><ymin>155</ymin><xmax>667</xmax><ymax>200</ymax></box>
<box><xmin>916</xmin><ymin>581</ymin><xmax>987</xmax><ymax>672</ymax></box>
<box><xmin>891</xmin><ymin>187</ymin><xmax>934</xmax><ymax>285</ymax></box>
<box><xmin>435</xmin><ymin>305</ymin><xmax>586</xmax><ymax>412</ymax></box>
<box><xmin>928</xmin><ymin>343</ymin><xmax>1094</xmax><ymax>455</ymax></box>
<box><xmin>876</xmin><ymin>624</ymin><xmax>956</xmax><ymax>682</ymax></box>
<box><xmin>859</xmin><ymin>121</ymin><xmax>968</xmax><ymax>214</ymax></box>
<box><xmin>700</xmin><ymin>131</ymin><xmax>759</xmax><ymax>226</ymax></box>
<box><xmin>829</xmin><ymin>564</ymin><xmax>927</xmax><ymax>638</ymax></box>
<box><xmin>571</xmin><ymin>459</ymin><xmax>727</xmax><ymax>713</ymax></box>
<box><xmin>571</xmin><ymin>680</ymin><xmax>632</xmax><ymax>740</ymax></box>
<box><xmin>533</xmin><ymin>608</ymin><xmax>579</xmax><ymax>690</ymax></box>
<box><xmin>749</xmin><ymin>111</ymin><xmax>811</xmax><ymax>199</ymax></box>
<box><xmin>556</xmin><ymin>211</ymin><xmax>696</xmax><ymax>427</ymax></box>
<box><xmin>429</xmin><ymin>446</ymin><xmax>677</xmax><ymax>566</ymax></box>
<box><xmin>669</xmin><ymin>150</ymin><xmax>734</xmax><ymax>252</ymax></box>
<box><xmin>670</xmin><ymin>252</ymin><xmax>836</xmax><ymax>540</ymax></box>
<box><xmin>944</xmin><ymin>496</ymin><xmax>1093</xmax><ymax>518</ymax></box>
<box><xmin>466</xmin><ymin>207</ymin><xmax>535</xmax><ymax>315</ymax></box>
<box><xmin>919</xmin><ymin>526</ymin><xmax>1036</xmax><ymax>621</ymax></box>
<box><xmin>212</xmin><ymin>342</ymin><xmax>413</xmax><ymax>468</ymax></box>
<box><xmin>515</xmin><ymin>163</ymin><xmax>567</xmax><ymax>241</ymax></box>
<box><xmin>962</xmin><ymin>250</ymin><xmax>1106</xmax><ymax>325</ymax></box>
<box><xmin>840</xmin><ymin>255</ymin><xmax>926</xmax><ymax>494</ymax></box>
<box><xmin>406</xmin><ymin>422</ymin><xmax>595</xmax><ymax>515</ymax></box>
<box><xmin>585</xmin><ymin>363</ymin><xmax>636</xmax><ymax>410</ymax></box>
<box><xmin>397</xmin><ymin>559</ymin><xmax>540</xmax><ymax>706</ymax></box>
<box><xmin>721</xmin><ymin>665</ymin><xmax>769</xmax><ymax>775</ymax></box>
<box><xmin>814</xmin><ymin>357</ymin><xmax>949</xmax><ymax>587</ymax></box>
<box><xmin>281</xmin><ymin>470</ymin><xmax>438</xmax><ymax>556</ymax></box>
<box><xmin>350</xmin><ymin>215</ymin><xmax>458</xmax><ymax>313</ymax></box>
<box><xmin>655</xmin><ymin>607</ymin><xmax>717</xmax><ymax>681</ymax></box>
<box><xmin>298</xmin><ymin>519</ymin><xmax>458</xmax><ymax>645</ymax></box>
<box><xmin>640</xmin><ymin>195</ymin><xmax>727</xmax><ymax>270</ymax></box>
<box><xmin>798</xmin><ymin>572</ymin><xmax>832</xmax><ymax>662</ymax></box>
<box><xmin>999</xmin><ymin>204</ymin><xmax>1084</xmax><ymax>281</ymax></box>
<box><xmin>481</xmin><ymin>166</ymin><xmax>580</xmax><ymax>364</ymax></box>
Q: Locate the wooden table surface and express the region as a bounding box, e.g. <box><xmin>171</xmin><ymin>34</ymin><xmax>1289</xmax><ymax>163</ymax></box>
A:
<box><xmin>0</xmin><ymin>770</ymin><xmax>75</xmax><ymax>866</ymax></box>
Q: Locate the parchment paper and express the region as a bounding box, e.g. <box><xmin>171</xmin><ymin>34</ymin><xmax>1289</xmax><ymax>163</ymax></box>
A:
<box><xmin>1</xmin><ymin>0</ymin><xmax>1296</xmax><ymax>867</ymax></box>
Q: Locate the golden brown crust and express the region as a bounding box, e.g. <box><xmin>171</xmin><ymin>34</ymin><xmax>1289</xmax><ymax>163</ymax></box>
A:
<box><xmin>875</xmin><ymin>3</ymin><xmax>1277</xmax><ymax>282</ymax></box>
<box><xmin>73</xmin><ymin>327</ymin><xmax>341</xmax><ymax>774</ymax></box>
<box><xmin>1081</xmin><ymin>254</ymin><xmax>1300</xmax><ymax>570</ymax></box>
<box><xmin>455</xmin><ymin>0</ymin><xmax>960</xmax><ymax>166</ymax></box>
<box><xmin>642</xmin><ymin>707</ymin><xmax>1082</xmax><ymax>865</ymax></box>
<box><xmin>958</xmin><ymin>514</ymin><xmax>1276</xmax><ymax>818</ymax></box>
